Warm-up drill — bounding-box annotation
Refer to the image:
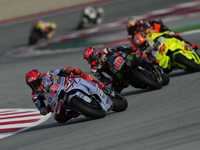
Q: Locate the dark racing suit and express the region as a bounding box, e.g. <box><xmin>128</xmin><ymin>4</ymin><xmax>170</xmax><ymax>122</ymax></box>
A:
<box><xmin>127</xmin><ymin>19</ymin><xmax>170</xmax><ymax>45</ymax></box>
<box><xmin>90</xmin><ymin>45</ymin><xmax>147</xmax><ymax>93</ymax></box>
<box><xmin>31</xmin><ymin>67</ymin><xmax>105</xmax><ymax>123</ymax></box>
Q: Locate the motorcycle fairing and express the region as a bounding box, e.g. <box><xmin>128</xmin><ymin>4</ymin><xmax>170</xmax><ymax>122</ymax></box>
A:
<box><xmin>45</xmin><ymin>77</ymin><xmax>65</xmax><ymax>110</ymax></box>
<box><xmin>172</xmin><ymin>50</ymin><xmax>200</xmax><ymax>70</ymax></box>
<box><xmin>66</xmin><ymin>78</ymin><xmax>113</xmax><ymax>112</ymax></box>
<box><xmin>45</xmin><ymin>75</ymin><xmax>113</xmax><ymax>113</ymax></box>
<box><xmin>154</xmin><ymin>37</ymin><xmax>200</xmax><ymax>70</ymax></box>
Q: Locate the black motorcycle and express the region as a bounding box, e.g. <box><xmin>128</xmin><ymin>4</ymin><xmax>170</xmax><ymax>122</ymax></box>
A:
<box><xmin>28</xmin><ymin>26</ymin><xmax>47</xmax><ymax>45</ymax></box>
<box><xmin>97</xmin><ymin>52</ymin><xmax>169</xmax><ymax>90</ymax></box>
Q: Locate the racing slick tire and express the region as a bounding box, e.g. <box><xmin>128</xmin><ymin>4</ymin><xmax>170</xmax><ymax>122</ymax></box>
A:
<box><xmin>161</xmin><ymin>73</ymin><xmax>170</xmax><ymax>86</ymax></box>
<box><xmin>175</xmin><ymin>53</ymin><xmax>200</xmax><ymax>72</ymax></box>
<box><xmin>69</xmin><ymin>96</ymin><xmax>106</xmax><ymax>119</ymax></box>
<box><xmin>112</xmin><ymin>94</ymin><xmax>128</xmax><ymax>112</ymax></box>
<box><xmin>131</xmin><ymin>69</ymin><xmax>162</xmax><ymax>90</ymax></box>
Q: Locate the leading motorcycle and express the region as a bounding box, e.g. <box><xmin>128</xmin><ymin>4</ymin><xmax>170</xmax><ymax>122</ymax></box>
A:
<box><xmin>77</xmin><ymin>15</ymin><xmax>94</xmax><ymax>30</ymax></box>
<box><xmin>77</xmin><ymin>7</ymin><xmax>104</xmax><ymax>30</ymax></box>
<box><xmin>47</xmin><ymin>76</ymin><xmax>128</xmax><ymax>120</ymax></box>
<box><xmin>147</xmin><ymin>34</ymin><xmax>200</xmax><ymax>74</ymax></box>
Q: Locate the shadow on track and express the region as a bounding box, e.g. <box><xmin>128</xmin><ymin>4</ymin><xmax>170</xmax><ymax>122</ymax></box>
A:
<box><xmin>20</xmin><ymin>117</ymin><xmax>94</xmax><ymax>134</ymax></box>
<box><xmin>20</xmin><ymin>113</ymin><xmax>117</xmax><ymax>134</ymax></box>
<box><xmin>167</xmin><ymin>70</ymin><xmax>191</xmax><ymax>77</ymax></box>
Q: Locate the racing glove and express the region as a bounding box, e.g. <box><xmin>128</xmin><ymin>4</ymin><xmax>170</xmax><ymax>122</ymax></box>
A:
<box><xmin>131</xmin><ymin>50</ymin><xmax>147</xmax><ymax>59</ymax></box>
<box><xmin>40</xmin><ymin>105</ymin><xmax>52</xmax><ymax>115</ymax></box>
<box><xmin>93</xmin><ymin>80</ymin><xmax>105</xmax><ymax>89</ymax></box>
<box><xmin>64</xmin><ymin>67</ymin><xmax>73</xmax><ymax>74</ymax></box>
<box><xmin>58</xmin><ymin>67</ymin><xmax>73</xmax><ymax>76</ymax></box>
<box><xmin>128</xmin><ymin>45</ymin><xmax>147</xmax><ymax>58</ymax></box>
<box><xmin>128</xmin><ymin>45</ymin><xmax>137</xmax><ymax>51</ymax></box>
<box><xmin>168</xmin><ymin>31</ymin><xmax>175</xmax><ymax>37</ymax></box>
<box><xmin>192</xmin><ymin>44</ymin><xmax>199</xmax><ymax>50</ymax></box>
<box><xmin>97</xmin><ymin>80</ymin><xmax>105</xmax><ymax>89</ymax></box>
<box><xmin>141</xmin><ymin>52</ymin><xmax>147</xmax><ymax>59</ymax></box>
<box><xmin>147</xmin><ymin>56</ymin><xmax>159</xmax><ymax>65</ymax></box>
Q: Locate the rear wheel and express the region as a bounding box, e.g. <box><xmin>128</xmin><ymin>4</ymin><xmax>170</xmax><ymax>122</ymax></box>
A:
<box><xmin>28</xmin><ymin>32</ymin><xmax>39</xmax><ymax>45</ymax></box>
<box><xmin>131</xmin><ymin>69</ymin><xmax>162</xmax><ymax>89</ymax></box>
<box><xmin>175</xmin><ymin>53</ymin><xmax>200</xmax><ymax>72</ymax></box>
<box><xmin>69</xmin><ymin>97</ymin><xmax>106</xmax><ymax>119</ymax></box>
<box><xmin>77</xmin><ymin>18</ymin><xmax>89</xmax><ymax>29</ymax></box>
<box><xmin>77</xmin><ymin>22</ymin><xmax>84</xmax><ymax>30</ymax></box>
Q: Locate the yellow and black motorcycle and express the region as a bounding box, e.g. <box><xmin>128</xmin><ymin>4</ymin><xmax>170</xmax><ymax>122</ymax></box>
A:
<box><xmin>146</xmin><ymin>32</ymin><xmax>200</xmax><ymax>74</ymax></box>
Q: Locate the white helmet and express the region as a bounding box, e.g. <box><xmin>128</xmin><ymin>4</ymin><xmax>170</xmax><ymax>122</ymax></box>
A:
<box><xmin>84</xmin><ymin>6</ymin><xmax>97</xmax><ymax>19</ymax></box>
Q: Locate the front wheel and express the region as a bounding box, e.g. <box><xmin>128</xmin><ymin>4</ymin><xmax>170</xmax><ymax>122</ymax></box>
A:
<box><xmin>131</xmin><ymin>69</ymin><xmax>162</xmax><ymax>89</ymax></box>
<box><xmin>161</xmin><ymin>73</ymin><xmax>170</xmax><ymax>86</ymax></box>
<box><xmin>175</xmin><ymin>53</ymin><xmax>200</xmax><ymax>72</ymax></box>
<box><xmin>112</xmin><ymin>94</ymin><xmax>128</xmax><ymax>112</ymax></box>
<box><xmin>77</xmin><ymin>19</ymin><xmax>89</xmax><ymax>30</ymax></box>
<box><xmin>28</xmin><ymin>32</ymin><xmax>39</xmax><ymax>45</ymax></box>
<box><xmin>69</xmin><ymin>97</ymin><xmax>106</xmax><ymax>119</ymax></box>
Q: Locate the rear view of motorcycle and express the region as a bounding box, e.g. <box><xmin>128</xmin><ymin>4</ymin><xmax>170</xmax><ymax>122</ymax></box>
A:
<box><xmin>28</xmin><ymin>26</ymin><xmax>43</xmax><ymax>45</ymax></box>
<box><xmin>77</xmin><ymin>15</ymin><xmax>92</xmax><ymax>30</ymax></box>
<box><xmin>77</xmin><ymin>6</ymin><xmax>104</xmax><ymax>30</ymax></box>
<box><xmin>28</xmin><ymin>20</ymin><xmax>57</xmax><ymax>45</ymax></box>
<box><xmin>49</xmin><ymin>76</ymin><xmax>128</xmax><ymax>120</ymax></box>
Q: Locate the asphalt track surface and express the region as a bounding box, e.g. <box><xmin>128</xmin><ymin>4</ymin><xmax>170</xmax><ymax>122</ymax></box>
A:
<box><xmin>1</xmin><ymin>0</ymin><xmax>200</xmax><ymax>150</ymax></box>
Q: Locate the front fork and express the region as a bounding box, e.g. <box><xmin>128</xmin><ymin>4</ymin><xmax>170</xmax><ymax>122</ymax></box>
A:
<box><xmin>54</xmin><ymin>100</ymin><xmax>68</xmax><ymax>115</ymax></box>
<box><xmin>153</xmin><ymin>65</ymin><xmax>163</xmax><ymax>82</ymax></box>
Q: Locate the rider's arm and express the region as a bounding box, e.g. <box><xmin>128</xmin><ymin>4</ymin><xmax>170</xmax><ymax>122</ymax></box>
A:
<box><xmin>92</xmin><ymin>68</ymin><xmax>112</xmax><ymax>86</ymax></box>
<box><xmin>112</xmin><ymin>45</ymin><xmax>127</xmax><ymax>52</ymax></box>
<box><xmin>126</xmin><ymin>26</ymin><xmax>137</xmax><ymax>44</ymax></box>
<box><xmin>145</xmin><ymin>52</ymin><xmax>159</xmax><ymax>65</ymax></box>
<box><xmin>47</xmin><ymin>30</ymin><xmax>55</xmax><ymax>40</ymax></box>
<box><xmin>174</xmin><ymin>34</ymin><xmax>194</xmax><ymax>47</ymax></box>
<box><xmin>31</xmin><ymin>91</ymin><xmax>51</xmax><ymax>115</ymax></box>
<box><xmin>111</xmin><ymin>45</ymin><xmax>147</xmax><ymax>59</ymax></box>
<box><xmin>72</xmin><ymin>68</ymin><xmax>105</xmax><ymax>89</ymax></box>
<box><xmin>165</xmin><ymin>31</ymin><xmax>199</xmax><ymax>49</ymax></box>
<box><xmin>156</xmin><ymin>30</ymin><xmax>199</xmax><ymax>50</ymax></box>
<box><xmin>56</xmin><ymin>67</ymin><xmax>73</xmax><ymax>76</ymax></box>
<box><xmin>99</xmin><ymin>46</ymin><xmax>130</xmax><ymax>56</ymax></box>
<box><xmin>175</xmin><ymin>34</ymin><xmax>199</xmax><ymax>50</ymax></box>
<box><xmin>60</xmin><ymin>67</ymin><xmax>105</xmax><ymax>89</ymax></box>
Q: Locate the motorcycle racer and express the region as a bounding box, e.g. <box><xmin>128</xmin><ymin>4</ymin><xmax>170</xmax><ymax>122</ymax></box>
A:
<box><xmin>126</xmin><ymin>17</ymin><xmax>170</xmax><ymax>45</ymax></box>
<box><xmin>33</xmin><ymin>20</ymin><xmax>57</xmax><ymax>40</ymax></box>
<box><xmin>134</xmin><ymin>31</ymin><xmax>200</xmax><ymax>73</ymax></box>
<box><xmin>25</xmin><ymin>67</ymin><xmax>105</xmax><ymax>123</ymax></box>
<box><xmin>126</xmin><ymin>17</ymin><xmax>198</xmax><ymax>49</ymax></box>
<box><xmin>83</xmin><ymin>45</ymin><xmax>151</xmax><ymax>93</ymax></box>
<box><xmin>82</xmin><ymin>6</ymin><xmax>104</xmax><ymax>25</ymax></box>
